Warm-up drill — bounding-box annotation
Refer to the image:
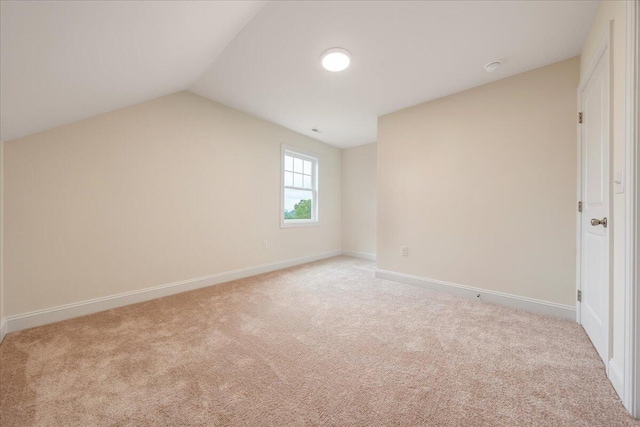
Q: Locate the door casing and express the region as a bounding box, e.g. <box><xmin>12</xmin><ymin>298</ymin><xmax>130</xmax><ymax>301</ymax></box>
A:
<box><xmin>624</xmin><ymin>0</ymin><xmax>639</xmax><ymax>418</ymax></box>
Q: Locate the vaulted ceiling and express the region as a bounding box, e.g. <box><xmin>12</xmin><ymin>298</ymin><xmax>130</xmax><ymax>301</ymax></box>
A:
<box><xmin>0</xmin><ymin>1</ymin><xmax>266</xmax><ymax>142</ymax></box>
<box><xmin>1</xmin><ymin>1</ymin><xmax>599</xmax><ymax>147</ymax></box>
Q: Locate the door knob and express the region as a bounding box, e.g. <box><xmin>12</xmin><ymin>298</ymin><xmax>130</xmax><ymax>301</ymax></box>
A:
<box><xmin>590</xmin><ymin>217</ymin><xmax>608</xmax><ymax>228</ymax></box>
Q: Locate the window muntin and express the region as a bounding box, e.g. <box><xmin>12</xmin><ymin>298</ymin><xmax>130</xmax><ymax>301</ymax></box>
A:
<box><xmin>282</xmin><ymin>148</ymin><xmax>318</xmax><ymax>226</ymax></box>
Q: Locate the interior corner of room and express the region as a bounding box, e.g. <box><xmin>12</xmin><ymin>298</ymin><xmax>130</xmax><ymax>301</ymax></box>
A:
<box><xmin>0</xmin><ymin>0</ymin><xmax>638</xmax><ymax>424</ymax></box>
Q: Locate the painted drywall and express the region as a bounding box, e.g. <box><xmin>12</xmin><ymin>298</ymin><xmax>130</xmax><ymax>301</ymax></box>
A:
<box><xmin>0</xmin><ymin>140</ymin><xmax>4</xmax><ymax>340</ymax></box>
<box><xmin>580</xmin><ymin>0</ymin><xmax>627</xmax><ymax>391</ymax></box>
<box><xmin>341</xmin><ymin>143</ymin><xmax>377</xmax><ymax>258</ymax></box>
<box><xmin>3</xmin><ymin>91</ymin><xmax>341</xmax><ymax>317</ymax></box>
<box><xmin>377</xmin><ymin>57</ymin><xmax>579</xmax><ymax>306</ymax></box>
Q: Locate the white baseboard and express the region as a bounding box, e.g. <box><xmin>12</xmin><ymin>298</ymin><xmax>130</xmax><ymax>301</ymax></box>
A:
<box><xmin>0</xmin><ymin>318</ymin><xmax>6</xmax><ymax>343</ymax></box>
<box><xmin>5</xmin><ymin>250</ymin><xmax>342</xmax><ymax>334</ymax></box>
<box><xmin>342</xmin><ymin>250</ymin><xmax>377</xmax><ymax>261</ymax></box>
<box><xmin>375</xmin><ymin>269</ymin><xmax>576</xmax><ymax>320</ymax></box>
<box><xmin>609</xmin><ymin>358</ymin><xmax>625</xmax><ymax>399</ymax></box>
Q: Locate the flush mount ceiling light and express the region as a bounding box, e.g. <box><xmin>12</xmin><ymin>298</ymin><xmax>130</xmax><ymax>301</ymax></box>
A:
<box><xmin>321</xmin><ymin>48</ymin><xmax>351</xmax><ymax>72</ymax></box>
<box><xmin>484</xmin><ymin>61</ymin><xmax>502</xmax><ymax>73</ymax></box>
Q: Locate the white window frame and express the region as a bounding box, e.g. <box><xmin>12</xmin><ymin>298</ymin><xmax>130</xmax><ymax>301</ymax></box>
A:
<box><xmin>280</xmin><ymin>144</ymin><xmax>319</xmax><ymax>228</ymax></box>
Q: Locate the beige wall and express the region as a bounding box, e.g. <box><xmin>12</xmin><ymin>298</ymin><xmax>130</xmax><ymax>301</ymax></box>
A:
<box><xmin>377</xmin><ymin>57</ymin><xmax>580</xmax><ymax>306</ymax></box>
<box><xmin>341</xmin><ymin>143</ymin><xmax>377</xmax><ymax>257</ymax></box>
<box><xmin>0</xmin><ymin>141</ymin><xmax>4</xmax><ymax>333</ymax></box>
<box><xmin>3</xmin><ymin>91</ymin><xmax>342</xmax><ymax>316</ymax></box>
<box><xmin>580</xmin><ymin>0</ymin><xmax>627</xmax><ymax>382</ymax></box>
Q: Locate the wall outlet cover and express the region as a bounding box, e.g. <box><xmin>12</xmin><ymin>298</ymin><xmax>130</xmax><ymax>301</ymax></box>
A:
<box><xmin>614</xmin><ymin>170</ymin><xmax>624</xmax><ymax>194</ymax></box>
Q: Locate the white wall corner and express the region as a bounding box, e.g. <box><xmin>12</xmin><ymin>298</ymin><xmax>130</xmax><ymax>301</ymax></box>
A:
<box><xmin>5</xmin><ymin>249</ymin><xmax>342</xmax><ymax>334</ymax></box>
<box><xmin>341</xmin><ymin>250</ymin><xmax>377</xmax><ymax>261</ymax></box>
<box><xmin>375</xmin><ymin>269</ymin><xmax>576</xmax><ymax>320</ymax></box>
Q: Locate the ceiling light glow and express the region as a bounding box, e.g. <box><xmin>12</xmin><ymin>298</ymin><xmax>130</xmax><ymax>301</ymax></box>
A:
<box><xmin>321</xmin><ymin>48</ymin><xmax>351</xmax><ymax>72</ymax></box>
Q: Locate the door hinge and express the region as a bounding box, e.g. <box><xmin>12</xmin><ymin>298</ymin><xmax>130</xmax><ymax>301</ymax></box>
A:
<box><xmin>578</xmin><ymin>201</ymin><xmax>582</xmax><ymax>212</ymax></box>
<box><xmin>578</xmin><ymin>112</ymin><xmax>583</xmax><ymax>124</ymax></box>
<box><xmin>577</xmin><ymin>289</ymin><xmax>582</xmax><ymax>302</ymax></box>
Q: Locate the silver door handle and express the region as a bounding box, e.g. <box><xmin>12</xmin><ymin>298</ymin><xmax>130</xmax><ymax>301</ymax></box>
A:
<box><xmin>590</xmin><ymin>217</ymin><xmax>608</xmax><ymax>228</ymax></box>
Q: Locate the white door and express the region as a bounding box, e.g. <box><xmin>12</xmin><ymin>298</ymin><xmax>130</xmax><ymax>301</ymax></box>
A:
<box><xmin>579</xmin><ymin>41</ymin><xmax>610</xmax><ymax>366</ymax></box>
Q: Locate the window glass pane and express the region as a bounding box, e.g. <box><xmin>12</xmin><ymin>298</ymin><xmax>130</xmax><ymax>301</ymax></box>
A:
<box><xmin>294</xmin><ymin>173</ymin><xmax>303</xmax><ymax>188</ymax></box>
<box><xmin>283</xmin><ymin>188</ymin><xmax>313</xmax><ymax>220</ymax></box>
<box><xmin>304</xmin><ymin>160</ymin><xmax>312</xmax><ymax>175</ymax></box>
<box><xmin>294</xmin><ymin>157</ymin><xmax>303</xmax><ymax>173</ymax></box>
<box><xmin>303</xmin><ymin>175</ymin><xmax>312</xmax><ymax>189</ymax></box>
<box><xmin>284</xmin><ymin>171</ymin><xmax>293</xmax><ymax>186</ymax></box>
<box><xmin>285</xmin><ymin>155</ymin><xmax>293</xmax><ymax>171</ymax></box>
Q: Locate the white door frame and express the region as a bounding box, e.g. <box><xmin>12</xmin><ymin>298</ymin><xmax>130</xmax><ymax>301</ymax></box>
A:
<box><xmin>624</xmin><ymin>0</ymin><xmax>639</xmax><ymax>418</ymax></box>
<box><xmin>576</xmin><ymin>21</ymin><xmax>611</xmax><ymax>367</ymax></box>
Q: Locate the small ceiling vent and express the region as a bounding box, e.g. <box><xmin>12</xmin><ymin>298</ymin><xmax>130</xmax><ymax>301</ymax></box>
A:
<box><xmin>484</xmin><ymin>61</ymin><xmax>502</xmax><ymax>73</ymax></box>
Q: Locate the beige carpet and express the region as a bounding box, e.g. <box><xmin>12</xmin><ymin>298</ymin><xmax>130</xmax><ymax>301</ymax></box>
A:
<box><xmin>0</xmin><ymin>256</ymin><xmax>637</xmax><ymax>426</ymax></box>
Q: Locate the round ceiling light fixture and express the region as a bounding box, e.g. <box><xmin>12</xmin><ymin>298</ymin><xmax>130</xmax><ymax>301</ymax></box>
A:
<box><xmin>484</xmin><ymin>61</ymin><xmax>502</xmax><ymax>73</ymax></box>
<box><xmin>321</xmin><ymin>48</ymin><xmax>351</xmax><ymax>72</ymax></box>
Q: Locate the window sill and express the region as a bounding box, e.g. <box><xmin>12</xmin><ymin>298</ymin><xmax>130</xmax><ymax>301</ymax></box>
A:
<box><xmin>280</xmin><ymin>220</ymin><xmax>321</xmax><ymax>229</ymax></box>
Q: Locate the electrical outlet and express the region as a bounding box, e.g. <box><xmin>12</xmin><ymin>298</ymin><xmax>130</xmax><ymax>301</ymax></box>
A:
<box><xmin>262</xmin><ymin>240</ymin><xmax>268</xmax><ymax>249</ymax></box>
<box><xmin>401</xmin><ymin>246</ymin><xmax>408</xmax><ymax>256</ymax></box>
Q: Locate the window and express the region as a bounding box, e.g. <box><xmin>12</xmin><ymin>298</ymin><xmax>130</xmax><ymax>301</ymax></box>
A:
<box><xmin>282</xmin><ymin>146</ymin><xmax>318</xmax><ymax>227</ymax></box>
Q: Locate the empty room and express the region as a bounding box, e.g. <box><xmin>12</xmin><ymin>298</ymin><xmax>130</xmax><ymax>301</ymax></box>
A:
<box><xmin>1</xmin><ymin>0</ymin><xmax>639</xmax><ymax>425</ymax></box>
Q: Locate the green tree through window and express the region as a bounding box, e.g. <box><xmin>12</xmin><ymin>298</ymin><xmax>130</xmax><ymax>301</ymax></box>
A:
<box><xmin>284</xmin><ymin>199</ymin><xmax>312</xmax><ymax>219</ymax></box>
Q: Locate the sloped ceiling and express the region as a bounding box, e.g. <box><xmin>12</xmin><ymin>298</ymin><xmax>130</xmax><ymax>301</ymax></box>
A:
<box><xmin>191</xmin><ymin>0</ymin><xmax>599</xmax><ymax>147</ymax></box>
<box><xmin>2</xmin><ymin>1</ymin><xmax>598</xmax><ymax>147</ymax></box>
<box><xmin>0</xmin><ymin>1</ymin><xmax>265</xmax><ymax>142</ymax></box>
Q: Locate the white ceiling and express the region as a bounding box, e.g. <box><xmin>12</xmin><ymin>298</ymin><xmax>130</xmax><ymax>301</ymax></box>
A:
<box><xmin>1</xmin><ymin>1</ymin><xmax>598</xmax><ymax>147</ymax></box>
<box><xmin>0</xmin><ymin>1</ymin><xmax>265</xmax><ymax>142</ymax></box>
<box><xmin>191</xmin><ymin>0</ymin><xmax>599</xmax><ymax>148</ymax></box>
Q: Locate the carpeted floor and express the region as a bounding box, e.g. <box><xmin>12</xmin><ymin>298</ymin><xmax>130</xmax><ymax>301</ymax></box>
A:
<box><xmin>0</xmin><ymin>256</ymin><xmax>637</xmax><ymax>426</ymax></box>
